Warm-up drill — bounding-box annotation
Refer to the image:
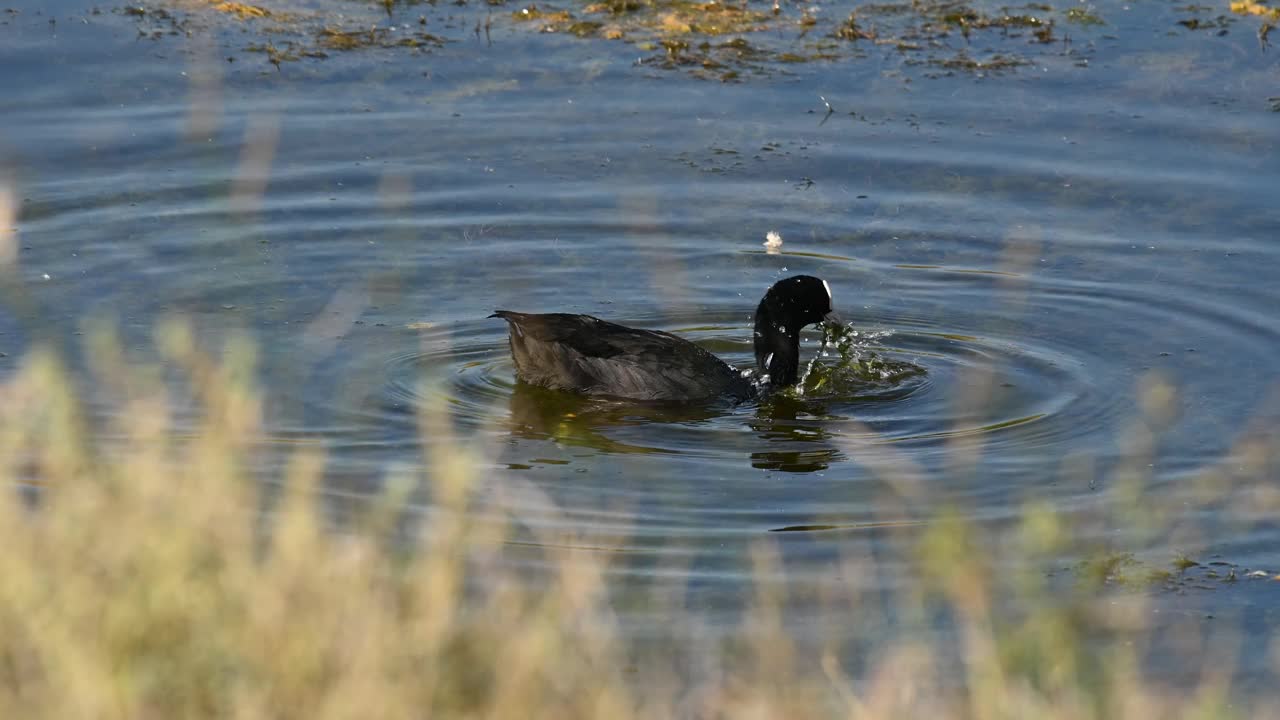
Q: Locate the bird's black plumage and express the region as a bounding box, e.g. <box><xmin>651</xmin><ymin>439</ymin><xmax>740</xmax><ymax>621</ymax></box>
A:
<box><xmin>492</xmin><ymin>275</ymin><xmax>841</xmax><ymax>402</ymax></box>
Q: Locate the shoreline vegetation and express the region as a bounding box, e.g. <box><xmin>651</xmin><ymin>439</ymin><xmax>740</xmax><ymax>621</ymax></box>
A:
<box><xmin>0</xmin><ymin>325</ymin><xmax>1276</xmax><ymax>718</ymax></box>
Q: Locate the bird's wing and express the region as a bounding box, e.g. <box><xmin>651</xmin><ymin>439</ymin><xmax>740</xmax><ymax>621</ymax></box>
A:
<box><xmin>491</xmin><ymin>312</ymin><xmax>691</xmax><ymax>360</ymax></box>
<box><xmin>491</xmin><ymin>311</ymin><xmax>738</xmax><ymax>400</ymax></box>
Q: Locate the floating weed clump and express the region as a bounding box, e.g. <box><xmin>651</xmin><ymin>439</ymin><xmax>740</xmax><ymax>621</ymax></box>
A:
<box><xmin>1231</xmin><ymin>0</ymin><xmax>1280</xmax><ymax>17</ymax></box>
<box><xmin>1064</xmin><ymin>6</ymin><xmax>1105</xmax><ymax>25</ymax></box>
<box><xmin>1075</xmin><ymin>551</ymin><xmax>1169</xmax><ymax>589</ymax></box>
<box><xmin>652</xmin><ymin>0</ymin><xmax>772</xmax><ymax>35</ymax></box>
<box><xmin>512</xmin><ymin>4</ymin><xmax>575</xmax><ymax>23</ymax></box>
<box><xmin>566</xmin><ymin>19</ymin><xmax>604</xmax><ymax>35</ymax></box>
<box><xmin>835</xmin><ymin>12</ymin><xmax>877</xmax><ymax>40</ymax></box>
<box><xmin>1072</xmin><ymin>550</ymin><xmax>1272</xmax><ymax>593</ymax></box>
<box><xmin>245</xmin><ymin>40</ymin><xmax>305</xmax><ymax>64</ymax></box>
<box><xmin>212</xmin><ymin>1</ymin><xmax>271</xmax><ymax>18</ymax></box>
<box><xmin>318</xmin><ymin>26</ymin><xmax>388</xmax><ymax>50</ymax></box>
<box><xmin>637</xmin><ymin>36</ymin><xmax>786</xmax><ymax>79</ymax></box>
<box><xmin>918</xmin><ymin>50</ymin><xmax>1031</xmax><ymax>76</ymax></box>
<box><xmin>315</xmin><ymin>25</ymin><xmax>446</xmax><ymax>50</ymax></box>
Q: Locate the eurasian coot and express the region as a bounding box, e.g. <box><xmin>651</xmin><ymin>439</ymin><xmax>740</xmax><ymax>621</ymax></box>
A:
<box><xmin>491</xmin><ymin>275</ymin><xmax>843</xmax><ymax>402</ymax></box>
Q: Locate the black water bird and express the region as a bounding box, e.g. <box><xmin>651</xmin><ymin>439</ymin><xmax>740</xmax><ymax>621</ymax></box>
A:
<box><xmin>491</xmin><ymin>275</ymin><xmax>843</xmax><ymax>402</ymax></box>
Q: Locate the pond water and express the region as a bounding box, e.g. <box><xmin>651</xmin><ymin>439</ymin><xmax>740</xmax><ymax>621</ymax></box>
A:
<box><xmin>3</xmin><ymin>0</ymin><xmax>1279</xmax><ymax>690</ymax></box>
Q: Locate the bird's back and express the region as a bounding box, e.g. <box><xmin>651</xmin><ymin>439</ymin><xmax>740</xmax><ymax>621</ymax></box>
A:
<box><xmin>491</xmin><ymin>311</ymin><xmax>751</xmax><ymax>402</ymax></box>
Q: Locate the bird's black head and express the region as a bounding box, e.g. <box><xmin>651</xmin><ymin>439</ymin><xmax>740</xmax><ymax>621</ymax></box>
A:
<box><xmin>760</xmin><ymin>275</ymin><xmax>840</xmax><ymax>329</ymax></box>
<box><xmin>752</xmin><ymin>275</ymin><xmax>844</xmax><ymax>386</ymax></box>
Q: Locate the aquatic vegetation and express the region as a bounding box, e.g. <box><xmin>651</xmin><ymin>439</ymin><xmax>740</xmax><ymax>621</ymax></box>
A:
<box><xmin>318</xmin><ymin>26</ymin><xmax>388</xmax><ymax>49</ymax></box>
<box><xmin>212</xmin><ymin>1</ymin><xmax>272</xmax><ymax>18</ymax></box>
<box><xmin>1064</xmin><ymin>6</ymin><xmax>1104</xmax><ymax>25</ymax></box>
<box><xmin>915</xmin><ymin>50</ymin><xmax>1029</xmax><ymax>75</ymax></box>
<box><xmin>565</xmin><ymin>19</ymin><xmax>604</xmax><ymax>35</ymax></box>
<box><xmin>512</xmin><ymin>4</ymin><xmax>575</xmax><ymax>23</ymax></box>
<box><xmin>131</xmin><ymin>0</ymin><xmax>1280</xmax><ymax>83</ymax></box>
<box><xmin>316</xmin><ymin>25</ymin><xmax>445</xmax><ymax>49</ymax></box>
<box><xmin>1072</xmin><ymin>550</ymin><xmax>1271</xmax><ymax>592</ymax></box>
<box><xmin>120</xmin><ymin>4</ymin><xmax>193</xmax><ymax>38</ymax></box>
<box><xmin>1177</xmin><ymin>14</ymin><xmax>1233</xmax><ymax>30</ymax></box>
<box><xmin>1230</xmin><ymin>0</ymin><xmax>1280</xmax><ymax>19</ymax></box>
<box><xmin>1228</xmin><ymin>0</ymin><xmax>1277</xmax><ymax>46</ymax></box>
<box><xmin>835</xmin><ymin>11</ymin><xmax>876</xmax><ymax>40</ymax></box>
<box><xmin>638</xmin><ymin>36</ymin><xmax>785</xmax><ymax>80</ymax></box>
<box><xmin>130</xmin><ymin>0</ymin><xmax>1114</xmax><ymax>78</ymax></box>
<box><xmin>127</xmin><ymin>0</ymin><xmax>449</xmax><ymax>63</ymax></box>
<box><xmin>1076</xmin><ymin>552</ymin><xmax>1166</xmax><ymax>589</ymax></box>
<box><xmin>611</xmin><ymin>0</ymin><xmax>1098</xmax><ymax>75</ymax></box>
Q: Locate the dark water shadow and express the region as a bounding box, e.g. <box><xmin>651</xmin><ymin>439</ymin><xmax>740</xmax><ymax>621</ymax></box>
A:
<box><xmin>748</xmin><ymin>395</ymin><xmax>842</xmax><ymax>473</ymax></box>
<box><xmin>505</xmin><ymin>380</ymin><xmax>732</xmax><ymax>455</ymax></box>
<box><xmin>507</xmin><ymin>380</ymin><xmax>852</xmax><ymax>472</ymax></box>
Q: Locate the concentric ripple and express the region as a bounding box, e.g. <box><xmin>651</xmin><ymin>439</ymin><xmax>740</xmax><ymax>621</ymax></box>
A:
<box><xmin>379</xmin><ymin>305</ymin><xmax>1103</xmax><ymax>476</ymax></box>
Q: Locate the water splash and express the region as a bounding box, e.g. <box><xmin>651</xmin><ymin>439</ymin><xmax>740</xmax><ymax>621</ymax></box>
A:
<box><xmin>790</xmin><ymin>322</ymin><xmax>926</xmax><ymax>400</ymax></box>
<box><xmin>795</xmin><ymin>332</ymin><xmax>831</xmax><ymax>396</ymax></box>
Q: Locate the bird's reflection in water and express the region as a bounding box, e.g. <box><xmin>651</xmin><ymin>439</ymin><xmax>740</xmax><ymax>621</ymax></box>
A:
<box><xmin>747</xmin><ymin>396</ymin><xmax>841</xmax><ymax>473</ymax></box>
<box><xmin>507</xmin><ymin>382</ymin><xmax>841</xmax><ymax>473</ymax></box>
<box><xmin>505</xmin><ymin>381</ymin><xmax>729</xmax><ymax>456</ymax></box>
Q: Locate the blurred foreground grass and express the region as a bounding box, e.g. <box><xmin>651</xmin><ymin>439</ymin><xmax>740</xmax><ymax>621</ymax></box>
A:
<box><xmin>0</xmin><ymin>323</ymin><xmax>1276</xmax><ymax>719</ymax></box>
